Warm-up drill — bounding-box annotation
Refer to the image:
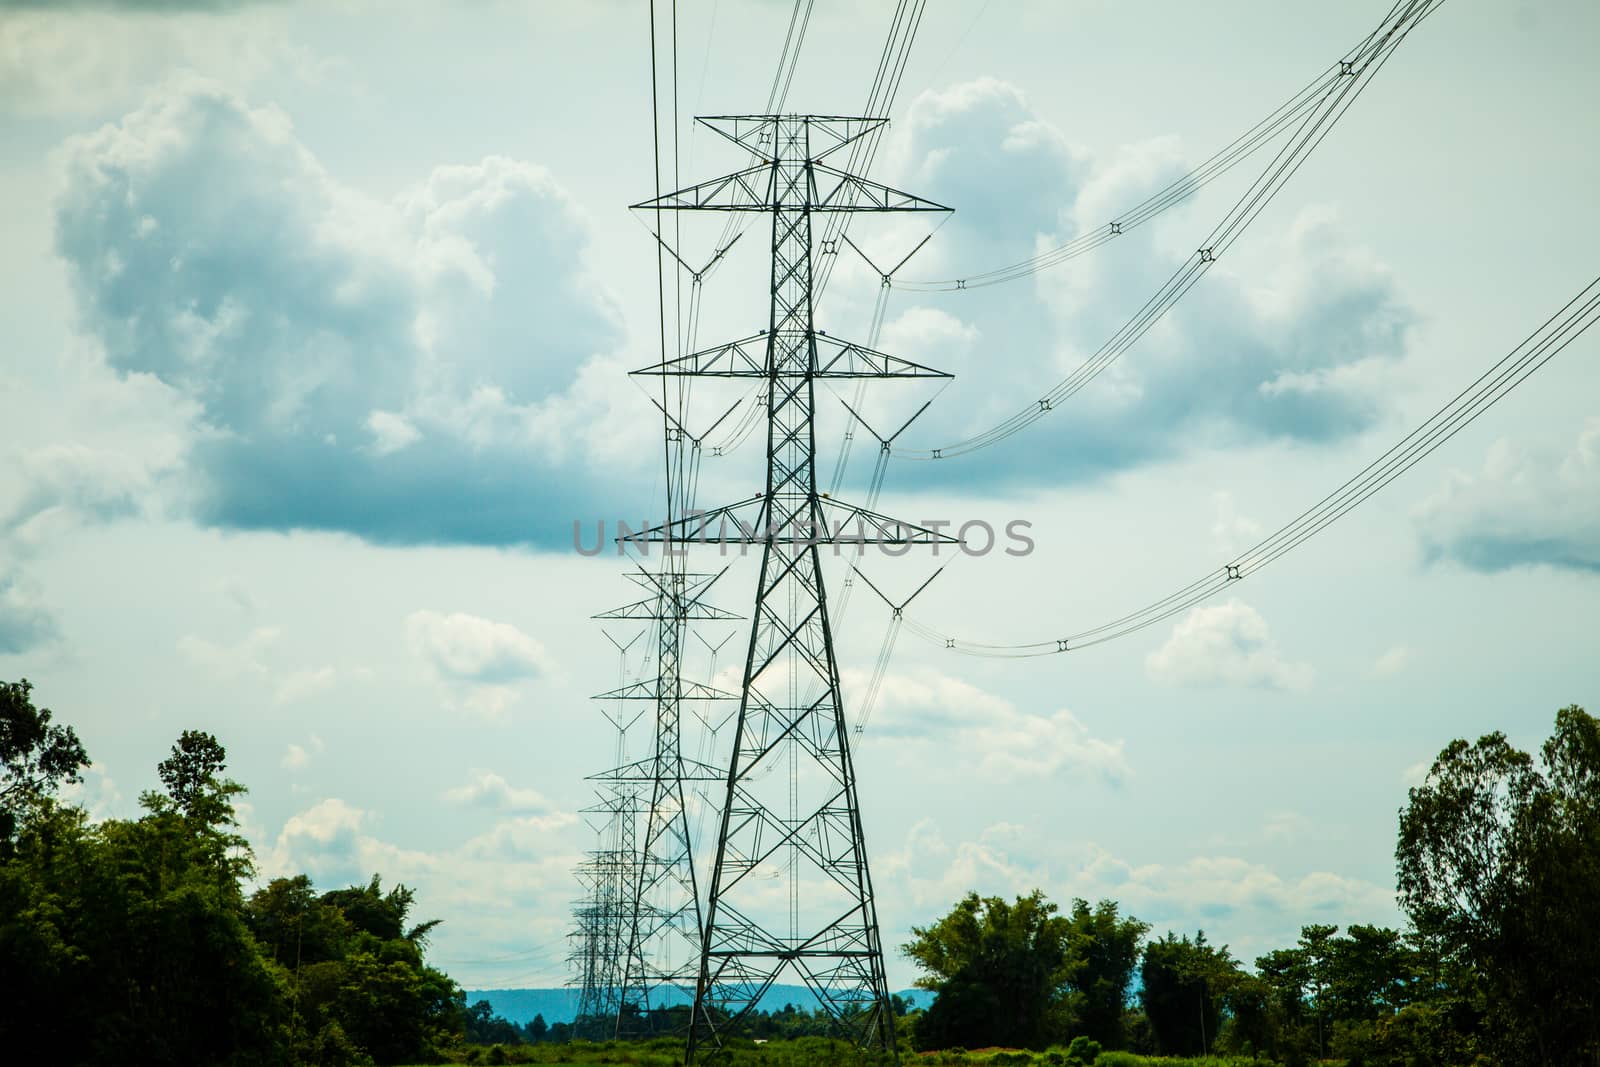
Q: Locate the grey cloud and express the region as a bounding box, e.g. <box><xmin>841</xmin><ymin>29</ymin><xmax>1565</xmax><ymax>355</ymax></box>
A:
<box><xmin>0</xmin><ymin>573</ymin><xmax>61</xmax><ymax>654</ymax></box>
<box><xmin>54</xmin><ymin>80</ymin><xmax>636</xmax><ymax>550</ymax></box>
<box><xmin>1415</xmin><ymin>418</ymin><xmax>1600</xmax><ymax>574</ymax></box>
<box><xmin>853</xmin><ymin>80</ymin><xmax>1414</xmax><ymax>492</ymax></box>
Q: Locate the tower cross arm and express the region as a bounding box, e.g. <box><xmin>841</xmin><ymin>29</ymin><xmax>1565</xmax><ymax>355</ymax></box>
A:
<box><xmin>808</xmin><ymin>163</ymin><xmax>952</xmax><ymax>213</ymax></box>
<box><xmin>631</xmin><ymin>331</ymin><xmax>950</xmax><ymax>378</ymax></box>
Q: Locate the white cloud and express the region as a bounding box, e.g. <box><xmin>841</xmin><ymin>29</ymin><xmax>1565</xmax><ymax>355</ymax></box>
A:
<box><xmin>877</xmin><ymin>821</ymin><xmax>1397</xmax><ymax>964</ymax></box>
<box><xmin>51</xmin><ymin>78</ymin><xmax>635</xmax><ymax>549</ymax></box>
<box><xmin>1414</xmin><ymin>417</ymin><xmax>1600</xmax><ymax>574</ymax></box>
<box><xmin>444</xmin><ymin>769</ymin><xmax>553</xmax><ymax>814</ymax></box>
<box><xmin>864</xmin><ymin>670</ymin><xmax>1129</xmax><ymax>781</ymax></box>
<box><xmin>1146</xmin><ymin>600</ymin><xmax>1314</xmax><ymax>691</ymax></box>
<box><xmin>406</xmin><ymin>610</ymin><xmax>550</xmax><ymax>684</ymax></box>
<box><xmin>868</xmin><ymin>79</ymin><xmax>1414</xmax><ymax>487</ymax></box>
<box><xmin>364</xmin><ymin>410</ymin><xmax>421</xmax><ymax>456</ymax></box>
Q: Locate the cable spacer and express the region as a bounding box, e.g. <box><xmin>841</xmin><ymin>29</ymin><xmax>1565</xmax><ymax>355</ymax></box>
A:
<box><xmin>1056</xmin><ymin>639</ymin><xmax>1069</xmax><ymax>652</ymax></box>
<box><xmin>945</xmin><ymin>639</ymin><xmax>955</xmax><ymax>649</ymax></box>
<box><xmin>1226</xmin><ymin>564</ymin><xmax>1241</xmax><ymax>580</ymax></box>
<box><xmin>1038</xmin><ymin>398</ymin><xmax>1052</xmax><ymax>412</ymax></box>
<box><xmin>955</xmin><ymin>279</ymin><xmax>967</xmax><ymax>290</ymax></box>
<box><xmin>1109</xmin><ymin>221</ymin><xmax>1122</xmax><ymax>235</ymax></box>
<box><xmin>1340</xmin><ymin>60</ymin><xmax>1354</xmax><ymax>76</ymax></box>
<box><xmin>932</xmin><ymin>448</ymin><xmax>943</xmax><ymax>460</ymax></box>
<box><xmin>1200</xmin><ymin>247</ymin><xmax>1216</xmax><ymax>262</ymax></box>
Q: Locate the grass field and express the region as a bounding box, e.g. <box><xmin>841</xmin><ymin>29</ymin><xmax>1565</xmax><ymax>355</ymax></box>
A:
<box><xmin>413</xmin><ymin>1039</ymin><xmax>1297</xmax><ymax>1067</ymax></box>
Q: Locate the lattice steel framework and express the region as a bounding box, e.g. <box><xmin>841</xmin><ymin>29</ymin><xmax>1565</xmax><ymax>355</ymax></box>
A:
<box><xmin>596</xmin><ymin>569</ymin><xmax>738</xmax><ymax>1035</ymax></box>
<box><xmin>630</xmin><ymin>114</ymin><xmax>952</xmax><ymax>1060</ymax></box>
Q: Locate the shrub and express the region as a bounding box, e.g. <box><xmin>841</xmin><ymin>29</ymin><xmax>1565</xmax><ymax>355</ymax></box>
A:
<box><xmin>1086</xmin><ymin>1053</ymin><xmax>1138</xmax><ymax>1067</ymax></box>
<box><xmin>1064</xmin><ymin>1035</ymin><xmax>1101</xmax><ymax>1065</ymax></box>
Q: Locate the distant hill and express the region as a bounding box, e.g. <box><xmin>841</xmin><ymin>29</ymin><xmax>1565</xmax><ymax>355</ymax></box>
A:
<box><xmin>465</xmin><ymin>986</ymin><xmax>932</xmax><ymax>1026</ymax></box>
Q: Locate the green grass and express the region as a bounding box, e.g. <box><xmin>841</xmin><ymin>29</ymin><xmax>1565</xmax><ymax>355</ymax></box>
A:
<box><xmin>410</xmin><ymin>1041</ymin><xmax>1300</xmax><ymax>1067</ymax></box>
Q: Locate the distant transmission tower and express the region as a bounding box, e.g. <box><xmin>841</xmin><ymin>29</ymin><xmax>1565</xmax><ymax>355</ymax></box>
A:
<box><xmin>569</xmin><ymin>792</ymin><xmax>634</xmax><ymax>1037</ymax></box>
<box><xmin>632</xmin><ymin>114</ymin><xmax>952</xmax><ymax>1058</ymax></box>
<box><xmin>596</xmin><ymin>568</ymin><xmax>738</xmax><ymax>1034</ymax></box>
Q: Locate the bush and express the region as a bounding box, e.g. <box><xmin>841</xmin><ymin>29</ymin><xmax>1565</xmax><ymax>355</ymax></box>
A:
<box><xmin>1064</xmin><ymin>1035</ymin><xmax>1101</xmax><ymax>1065</ymax></box>
<box><xmin>1086</xmin><ymin>1053</ymin><xmax>1138</xmax><ymax>1067</ymax></box>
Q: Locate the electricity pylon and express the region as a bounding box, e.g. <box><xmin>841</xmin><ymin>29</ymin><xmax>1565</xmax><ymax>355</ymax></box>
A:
<box><xmin>631</xmin><ymin>114</ymin><xmax>953</xmax><ymax>1059</ymax></box>
<box><xmin>595</xmin><ymin>569</ymin><xmax>739</xmax><ymax>1034</ymax></box>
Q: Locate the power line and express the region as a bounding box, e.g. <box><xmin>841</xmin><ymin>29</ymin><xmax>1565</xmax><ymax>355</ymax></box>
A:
<box><xmin>897</xmin><ymin>274</ymin><xmax>1600</xmax><ymax>658</ymax></box>
<box><xmin>893</xmin><ymin>0</ymin><xmax>1444</xmax><ymax>460</ymax></box>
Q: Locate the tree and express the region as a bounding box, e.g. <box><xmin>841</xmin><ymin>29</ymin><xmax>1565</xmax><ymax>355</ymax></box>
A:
<box><xmin>1060</xmin><ymin>898</ymin><xmax>1148</xmax><ymax>1048</ymax></box>
<box><xmin>1297</xmin><ymin>923</ymin><xmax>1338</xmax><ymax>1058</ymax></box>
<box><xmin>141</xmin><ymin>729</ymin><xmax>252</xmax><ymax>887</ymax></box>
<box><xmin>0</xmin><ymin>679</ymin><xmax>89</xmax><ymax>843</ymax></box>
<box><xmin>1396</xmin><ymin>704</ymin><xmax>1600</xmax><ymax>1064</ymax></box>
<box><xmin>902</xmin><ymin>890</ymin><xmax>1072</xmax><ymax>1050</ymax></box>
<box><xmin>155</xmin><ymin>729</ymin><xmax>238</xmax><ymax>821</ymax></box>
<box><xmin>1139</xmin><ymin>931</ymin><xmax>1236</xmax><ymax>1056</ymax></box>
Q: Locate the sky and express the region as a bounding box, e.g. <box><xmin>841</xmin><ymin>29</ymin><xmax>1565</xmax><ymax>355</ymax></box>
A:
<box><xmin>2</xmin><ymin>0</ymin><xmax>1598</xmax><ymax>994</ymax></box>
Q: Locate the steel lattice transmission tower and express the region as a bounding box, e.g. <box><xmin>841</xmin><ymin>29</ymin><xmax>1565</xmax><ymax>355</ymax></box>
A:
<box><xmin>595</xmin><ymin>569</ymin><xmax>738</xmax><ymax>1035</ymax></box>
<box><xmin>631</xmin><ymin>114</ymin><xmax>953</xmax><ymax>1058</ymax></box>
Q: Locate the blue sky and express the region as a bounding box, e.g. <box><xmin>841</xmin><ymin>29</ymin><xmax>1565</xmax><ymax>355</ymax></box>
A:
<box><xmin>2</xmin><ymin>0</ymin><xmax>1597</xmax><ymax>991</ymax></box>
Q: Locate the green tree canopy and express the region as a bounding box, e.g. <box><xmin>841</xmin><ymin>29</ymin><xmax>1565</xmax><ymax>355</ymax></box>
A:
<box><xmin>0</xmin><ymin>679</ymin><xmax>89</xmax><ymax>844</ymax></box>
<box><xmin>1396</xmin><ymin>703</ymin><xmax>1600</xmax><ymax>1064</ymax></box>
<box><xmin>1139</xmin><ymin>930</ymin><xmax>1238</xmax><ymax>1057</ymax></box>
<box><xmin>902</xmin><ymin>890</ymin><xmax>1072</xmax><ymax>1050</ymax></box>
<box><xmin>1060</xmin><ymin>898</ymin><xmax>1148</xmax><ymax>1049</ymax></box>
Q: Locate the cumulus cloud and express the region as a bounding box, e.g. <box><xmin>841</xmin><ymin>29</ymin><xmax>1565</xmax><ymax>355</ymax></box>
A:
<box><xmin>266</xmin><ymin>796</ymin><xmax>368</xmax><ymax>887</ymax></box>
<box><xmin>0</xmin><ymin>572</ymin><xmax>60</xmax><ymax>654</ymax></box>
<box><xmin>1146</xmin><ymin>599</ymin><xmax>1313</xmax><ymax>691</ymax></box>
<box><xmin>854</xmin><ymin>79</ymin><xmax>1414</xmax><ymax>491</ymax></box>
<box><xmin>52</xmin><ymin>78</ymin><xmax>638</xmax><ymax>549</ymax></box>
<box><xmin>444</xmin><ymin>769</ymin><xmax>553</xmax><ymax>814</ymax></box>
<box><xmin>1414</xmin><ymin>417</ymin><xmax>1600</xmax><ymax>574</ymax></box>
<box><xmin>876</xmin><ymin>820</ymin><xmax>1397</xmax><ymax>962</ymax></box>
<box><xmin>864</xmin><ymin>670</ymin><xmax>1129</xmax><ymax>781</ymax></box>
<box><xmin>257</xmin><ymin>795</ymin><xmax>583</xmax><ymax>988</ymax></box>
<box><xmin>407</xmin><ymin>610</ymin><xmax>550</xmax><ymax>685</ymax></box>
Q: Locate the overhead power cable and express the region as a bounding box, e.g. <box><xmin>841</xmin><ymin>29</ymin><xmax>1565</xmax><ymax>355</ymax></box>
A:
<box><xmin>896</xmin><ymin>274</ymin><xmax>1600</xmax><ymax>658</ymax></box>
<box><xmin>894</xmin><ymin>0</ymin><xmax>1444</xmax><ymax>461</ymax></box>
<box><xmin>811</xmin><ymin>0</ymin><xmax>929</xmax><ymax>306</ymax></box>
<box><xmin>894</xmin><ymin>3</ymin><xmax>1422</xmax><ymax>292</ymax></box>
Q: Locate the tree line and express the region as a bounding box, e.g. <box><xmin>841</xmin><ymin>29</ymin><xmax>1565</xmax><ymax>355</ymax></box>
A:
<box><xmin>0</xmin><ymin>679</ymin><xmax>463</xmax><ymax>1065</ymax></box>
<box><xmin>4</xmin><ymin>677</ymin><xmax>1595</xmax><ymax>1065</ymax></box>
<box><xmin>899</xmin><ymin>704</ymin><xmax>1599</xmax><ymax>1066</ymax></box>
